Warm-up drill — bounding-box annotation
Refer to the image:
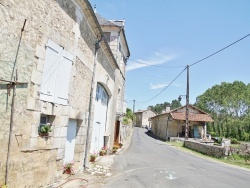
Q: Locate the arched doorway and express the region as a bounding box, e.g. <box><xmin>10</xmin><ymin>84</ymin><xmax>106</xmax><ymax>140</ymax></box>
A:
<box><xmin>90</xmin><ymin>83</ymin><xmax>108</xmax><ymax>153</ymax></box>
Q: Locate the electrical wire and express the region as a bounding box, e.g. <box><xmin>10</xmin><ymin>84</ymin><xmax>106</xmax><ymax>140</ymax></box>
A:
<box><xmin>137</xmin><ymin>67</ymin><xmax>187</xmax><ymax>103</ymax></box>
<box><xmin>190</xmin><ymin>33</ymin><xmax>250</xmax><ymax>67</ymax></box>
<box><xmin>134</xmin><ymin>33</ymin><xmax>250</xmax><ymax>104</ymax></box>
<box><xmin>128</xmin><ymin>59</ymin><xmax>186</xmax><ymax>68</ymax></box>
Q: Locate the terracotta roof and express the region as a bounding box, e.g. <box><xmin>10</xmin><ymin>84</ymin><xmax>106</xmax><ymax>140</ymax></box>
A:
<box><xmin>170</xmin><ymin>112</ymin><xmax>214</xmax><ymax>122</ymax></box>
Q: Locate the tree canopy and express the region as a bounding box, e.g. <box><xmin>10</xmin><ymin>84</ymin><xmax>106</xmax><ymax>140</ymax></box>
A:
<box><xmin>148</xmin><ymin>99</ymin><xmax>181</xmax><ymax>114</ymax></box>
<box><xmin>195</xmin><ymin>81</ymin><xmax>250</xmax><ymax>141</ymax></box>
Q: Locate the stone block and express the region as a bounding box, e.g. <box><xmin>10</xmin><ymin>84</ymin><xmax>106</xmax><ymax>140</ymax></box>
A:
<box><xmin>75</xmin><ymin>136</ymin><xmax>84</xmax><ymax>144</ymax></box>
<box><xmin>44</xmin><ymin>102</ymin><xmax>53</xmax><ymax>115</ymax></box>
<box><xmin>52</xmin><ymin>105</ymin><xmax>62</xmax><ymax>116</ymax></box>
<box><xmin>38</xmin><ymin>137</ymin><xmax>48</xmax><ymax>149</ymax></box>
<box><xmin>76</xmin><ymin>110</ymin><xmax>85</xmax><ymax>120</ymax></box>
<box><xmin>26</xmin><ymin>96</ymin><xmax>36</xmax><ymax>110</ymax></box>
<box><xmin>62</xmin><ymin>106</ymin><xmax>70</xmax><ymax>116</ymax></box>
<box><xmin>31</xmin><ymin>69</ymin><xmax>42</xmax><ymax>85</ymax></box>
<box><xmin>53</xmin><ymin>138</ymin><xmax>62</xmax><ymax>149</ymax></box>
<box><xmin>57</xmin><ymin>148</ymin><xmax>65</xmax><ymax>160</ymax></box>
<box><xmin>69</xmin><ymin>107</ymin><xmax>77</xmax><ymax>119</ymax></box>
<box><xmin>53</xmin><ymin>115</ymin><xmax>67</xmax><ymax>126</ymax></box>
<box><xmin>31</xmin><ymin>124</ymin><xmax>39</xmax><ymax>137</ymax></box>
<box><xmin>53</xmin><ymin>126</ymin><xmax>61</xmax><ymax>137</ymax></box>
<box><xmin>30</xmin><ymin>137</ymin><xmax>38</xmax><ymax>149</ymax></box>
<box><xmin>37</xmin><ymin>59</ymin><xmax>44</xmax><ymax>72</ymax></box>
<box><xmin>60</xmin><ymin>127</ymin><xmax>68</xmax><ymax>137</ymax></box>
<box><xmin>61</xmin><ymin>137</ymin><xmax>67</xmax><ymax>148</ymax></box>
<box><xmin>35</xmin><ymin>45</ymin><xmax>45</xmax><ymax>59</ymax></box>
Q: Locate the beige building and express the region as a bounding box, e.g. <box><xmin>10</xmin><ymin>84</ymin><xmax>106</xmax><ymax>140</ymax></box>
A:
<box><xmin>150</xmin><ymin>105</ymin><xmax>213</xmax><ymax>140</ymax></box>
<box><xmin>95</xmin><ymin>13</ymin><xmax>130</xmax><ymax>147</ymax></box>
<box><xmin>134</xmin><ymin>109</ymin><xmax>156</xmax><ymax>128</ymax></box>
<box><xmin>0</xmin><ymin>0</ymin><xmax>129</xmax><ymax>187</ymax></box>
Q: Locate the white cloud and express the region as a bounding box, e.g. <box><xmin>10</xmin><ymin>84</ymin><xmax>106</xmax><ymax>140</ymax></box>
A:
<box><xmin>150</xmin><ymin>82</ymin><xmax>180</xmax><ymax>89</ymax></box>
<box><xmin>126</xmin><ymin>52</ymin><xmax>177</xmax><ymax>71</ymax></box>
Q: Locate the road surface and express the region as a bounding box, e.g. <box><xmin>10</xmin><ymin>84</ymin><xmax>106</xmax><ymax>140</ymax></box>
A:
<box><xmin>100</xmin><ymin>127</ymin><xmax>250</xmax><ymax>188</ymax></box>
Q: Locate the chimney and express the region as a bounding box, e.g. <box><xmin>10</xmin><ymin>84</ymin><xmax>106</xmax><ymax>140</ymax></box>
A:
<box><xmin>166</xmin><ymin>106</ymin><xmax>170</xmax><ymax>113</ymax></box>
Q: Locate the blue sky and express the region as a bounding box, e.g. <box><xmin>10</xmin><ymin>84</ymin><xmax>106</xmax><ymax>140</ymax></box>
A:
<box><xmin>89</xmin><ymin>0</ymin><xmax>250</xmax><ymax>111</ymax></box>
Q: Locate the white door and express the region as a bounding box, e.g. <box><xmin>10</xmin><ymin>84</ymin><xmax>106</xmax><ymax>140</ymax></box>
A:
<box><xmin>64</xmin><ymin>119</ymin><xmax>77</xmax><ymax>164</ymax></box>
<box><xmin>90</xmin><ymin>84</ymin><xmax>108</xmax><ymax>154</ymax></box>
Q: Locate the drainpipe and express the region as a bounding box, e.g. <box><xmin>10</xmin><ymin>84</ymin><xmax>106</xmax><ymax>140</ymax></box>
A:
<box><xmin>83</xmin><ymin>37</ymin><xmax>102</xmax><ymax>169</ymax></box>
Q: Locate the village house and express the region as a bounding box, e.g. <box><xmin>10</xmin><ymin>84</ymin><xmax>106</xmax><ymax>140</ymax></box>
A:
<box><xmin>0</xmin><ymin>0</ymin><xmax>130</xmax><ymax>187</ymax></box>
<box><xmin>93</xmin><ymin>12</ymin><xmax>130</xmax><ymax>150</ymax></box>
<box><xmin>150</xmin><ymin>105</ymin><xmax>213</xmax><ymax>141</ymax></box>
<box><xmin>134</xmin><ymin>109</ymin><xmax>156</xmax><ymax>128</ymax></box>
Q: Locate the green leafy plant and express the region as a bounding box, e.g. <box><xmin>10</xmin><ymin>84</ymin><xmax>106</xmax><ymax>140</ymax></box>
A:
<box><xmin>99</xmin><ymin>146</ymin><xmax>108</xmax><ymax>156</ymax></box>
<box><xmin>90</xmin><ymin>153</ymin><xmax>98</xmax><ymax>162</ymax></box>
<box><xmin>63</xmin><ymin>161</ymin><xmax>74</xmax><ymax>174</ymax></box>
<box><xmin>39</xmin><ymin>123</ymin><xmax>52</xmax><ymax>133</ymax></box>
<box><xmin>112</xmin><ymin>146</ymin><xmax>118</xmax><ymax>153</ymax></box>
<box><xmin>119</xmin><ymin>143</ymin><xmax>123</xmax><ymax>148</ymax></box>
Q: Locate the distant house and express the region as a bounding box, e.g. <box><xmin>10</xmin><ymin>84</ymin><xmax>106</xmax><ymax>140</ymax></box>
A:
<box><xmin>150</xmin><ymin>105</ymin><xmax>213</xmax><ymax>140</ymax></box>
<box><xmin>134</xmin><ymin>109</ymin><xmax>156</xmax><ymax>127</ymax></box>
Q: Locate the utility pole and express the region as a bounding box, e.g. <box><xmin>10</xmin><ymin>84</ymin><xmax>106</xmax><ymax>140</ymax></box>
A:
<box><xmin>132</xmin><ymin>100</ymin><xmax>135</xmax><ymax>126</ymax></box>
<box><xmin>185</xmin><ymin>65</ymin><xmax>189</xmax><ymax>140</ymax></box>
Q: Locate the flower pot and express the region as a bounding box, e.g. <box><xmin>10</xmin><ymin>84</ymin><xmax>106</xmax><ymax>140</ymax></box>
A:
<box><xmin>64</xmin><ymin>168</ymin><xmax>72</xmax><ymax>174</ymax></box>
<box><xmin>90</xmin><ymin>158</ymin><xmax>95</xmax><ymax>162</ymax></box>
<box><xmin>39</xmin><ymin>132</ymin><xmax>49</xmax><ymax>137</ymax></box>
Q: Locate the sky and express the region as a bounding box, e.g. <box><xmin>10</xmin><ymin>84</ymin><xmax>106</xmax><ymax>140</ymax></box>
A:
<box><xmin>89</xmin><ymin>0</ymin><xmax>250</xmax><ymax>112</ymax></box>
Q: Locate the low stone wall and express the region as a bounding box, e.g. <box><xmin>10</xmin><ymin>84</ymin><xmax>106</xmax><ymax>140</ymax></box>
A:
<box><xmin>184</xmin><ymin>140</ymin><xmax>226</xmax><ymax>158</ymax></box>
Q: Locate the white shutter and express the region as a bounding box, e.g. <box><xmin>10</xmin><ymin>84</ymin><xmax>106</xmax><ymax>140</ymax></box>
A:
<box><xmin>54</xmin><ymin>50</ymin><xmax>73</xmax><ymax>105</ymax></box>
<box><xmin>40</xmin><ymin>40</ymin><xmax>63</xmax><ymax>102</ymax></box>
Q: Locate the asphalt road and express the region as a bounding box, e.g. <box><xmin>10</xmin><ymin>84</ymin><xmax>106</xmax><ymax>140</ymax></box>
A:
<box><xmin>101</xmin><ymin>127</ymin><xmax>250</xmax><ymax>188</ymax></box>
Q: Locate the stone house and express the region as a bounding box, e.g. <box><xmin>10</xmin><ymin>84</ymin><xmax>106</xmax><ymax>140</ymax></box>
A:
<box><xmin>134</xmin><ymin>109</ymin><xmax>156</xmax><ymax>128</ymax></box>
<box><xmin>0</xmin><ymin>0</ymin><xmax>129</xmax><ymax>187</ymax></box>
<box><xmin>95</xmin><ymin>13</ymin><xmax>130</xmax><ymax>147</ymax></box>
<box><xmin>150</xmin><ymin>105</ymin><xmax>213</xmax><ymax>140</ymax></box>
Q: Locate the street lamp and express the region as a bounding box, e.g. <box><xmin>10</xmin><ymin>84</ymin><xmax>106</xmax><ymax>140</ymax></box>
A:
<box><xmin>178</xmin><ymin>95</ymin><xmax>189</xmax><ymax>140</ymax></box>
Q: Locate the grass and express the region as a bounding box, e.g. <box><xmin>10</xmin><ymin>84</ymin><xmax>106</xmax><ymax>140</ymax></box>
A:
<box><xmin>167</xmin><ymin>141</ymin><xmax>250</xmax><ymax>170</ymax></box>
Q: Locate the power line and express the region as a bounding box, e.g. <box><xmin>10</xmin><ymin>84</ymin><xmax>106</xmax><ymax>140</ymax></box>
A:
<box><xmin>137</xmin><ymin>67</ymin><xmax>187</xmax><ymax>103</ymax></box>
<box><xmin>128</xmin><ymin>59</ymin><xmax>186</xmax><ymax>68</ymax></box>
<box><xmin>131</xmin><ymin>33</ymin><xmax>250</xmax><ymax>105</ymax></box>
<box><xmin>190</xmin><ymin>33</ymin><xmax>250</xmax><ymax>67</ymax></box>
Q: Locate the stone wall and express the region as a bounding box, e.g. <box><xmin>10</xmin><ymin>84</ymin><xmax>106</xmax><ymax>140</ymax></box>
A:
<box><xmin>151</xmin><ymin>114</ymin><xmax>168</xmax><ymax>140</ymax></box>
<box><xmin>184</xmin><ymin>140</ymin><xmax>226</xmax><ymax>158</ymax></box>
<box><xmin>0</xmin><ymin>0</ymin><xmax>119</xmax><ymax>187</ymax></box>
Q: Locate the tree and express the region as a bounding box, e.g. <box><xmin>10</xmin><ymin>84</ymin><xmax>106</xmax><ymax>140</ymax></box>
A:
<box><xmin>170</xmin><ymin>99</ymin><xmax>181</xmax><ymax>109</ymax></box>
<box><xmin>126</xmin><ymin>108</ymin><xmax>133</xmax><ymax>120</ymax></box>
<box><xmin>148</xmin><ymin>100</ymin><xmax>181</xmax><ymax>114</ymax></box>
<box><xmin>195</xmin><ymin>81</ymin><xmax>250</xmax><ymax>141</ymax></box>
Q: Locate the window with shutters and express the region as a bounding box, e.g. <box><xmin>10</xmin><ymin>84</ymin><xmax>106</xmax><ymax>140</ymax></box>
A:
<box><xmin>40</xmin><ymin>39</ymin><xmax>73</xmax><ymax>105</ymax></box>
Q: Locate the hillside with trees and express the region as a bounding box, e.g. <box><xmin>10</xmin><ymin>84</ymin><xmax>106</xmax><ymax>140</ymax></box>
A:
<box><xmin>195</xmin><ymin>81</ymin><xmax>250</xmax><ymax>141</ymax></box>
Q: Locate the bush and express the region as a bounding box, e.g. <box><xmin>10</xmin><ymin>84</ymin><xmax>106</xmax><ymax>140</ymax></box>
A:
<box><xmin>123</xmin><ymin>117</ymin><xmax>129</xmax><ymax>125</ymax></box>
<box><xmin>209</xmin><ymin>132</ymin><xmax>217</xmax><ymax>137</ymax></box>
<box><xmin>230</xmin><ymin>138</ymin><xmax>240</xmax><ymax>144</ymax></box>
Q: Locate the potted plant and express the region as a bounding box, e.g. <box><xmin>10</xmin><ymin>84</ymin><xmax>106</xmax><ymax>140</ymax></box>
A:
<box><xmin>39</xmin><ymin>123</ymin><xmax>52</xmax><ymax>136</ymax></box>
<box><xmin>90</xmin><ymin>153</ymin><xmax>97</xmax><ymax>162</ymax></box>
<box><xmin>119</xmin><ymin>143</ymin><xmax>123</xmax><ymax>148</ymax></box>
<box><xmin>99</xmin><ymin>146</ymin><xmax>108</xmax><ymax>156</ymax></box>
<box><xmin>63</xmin><ymin>161</ymin><xmax>74</xmax><ymax>175</ymax></box>
<box><xmin>112</xmin><ymin>146</ymin><xmax>118</xmax><ymax>153</ymax></box>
